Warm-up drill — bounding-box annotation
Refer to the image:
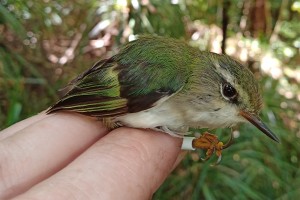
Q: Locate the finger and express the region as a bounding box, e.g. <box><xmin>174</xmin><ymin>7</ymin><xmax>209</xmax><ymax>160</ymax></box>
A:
<box><xmin>14</xmin><ymin>128</ymin><xmax>183</xmax><ymax>200</ymax></box>
<box><xmin>0</xmin><ymin>111</ymin><xmax>49</xmax><ymax>140</ymax></box>
<box><xmin>0</xmin><ymin>112</ymin><xmax>108</xmax><ymax>199</ymax></box>
<box><xmin>172</xmin><ymin>151</ymin><xmax>187</xmax><ymax>171</ymax></box>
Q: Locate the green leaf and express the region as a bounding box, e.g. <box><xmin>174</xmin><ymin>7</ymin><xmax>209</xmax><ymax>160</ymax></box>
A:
<box><xmin>0</xmin><ymin>4</ymin><xmax>26</xmax><ymax>38</ymax></box>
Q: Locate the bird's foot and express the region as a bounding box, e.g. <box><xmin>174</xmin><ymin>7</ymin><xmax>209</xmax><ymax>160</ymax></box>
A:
<box><xmin>192</xmin><ymin>132</ymin><xmax>234</xmax><ymax>165</ymax></box>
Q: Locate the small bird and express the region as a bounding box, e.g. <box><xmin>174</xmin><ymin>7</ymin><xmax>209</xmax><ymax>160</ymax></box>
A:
<box><xmin>47</xmin><ymin>35</ymin><xmax>279</xmax><ymax>160</ymax></box>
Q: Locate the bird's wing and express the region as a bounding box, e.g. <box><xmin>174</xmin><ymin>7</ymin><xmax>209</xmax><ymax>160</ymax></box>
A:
<box><xmin>47</xmin><ymin>36</ymin><xmax>194</xmax><ymax>118</ymax></box>
<box><xmin>47</xmin><ymin>56</ymin><xmax>189</xmax><ymax>118</ymax></box>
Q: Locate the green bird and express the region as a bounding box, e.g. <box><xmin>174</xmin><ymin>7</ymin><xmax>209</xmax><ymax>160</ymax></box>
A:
<box><xmin>47</xmin><ymin>35</ymin><xmax>279</xmax><ymax>156</ymax></box>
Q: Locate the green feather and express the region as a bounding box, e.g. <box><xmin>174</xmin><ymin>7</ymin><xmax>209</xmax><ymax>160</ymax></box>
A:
<box><xmin>47</xmin><ymin>36</ymin><xmax>195</xmax><ymax>117</ymax></box>
<box><xmin>46</xmin><ymin>35</ymin><xmax>276</xmax><ymax>142</ymax></box>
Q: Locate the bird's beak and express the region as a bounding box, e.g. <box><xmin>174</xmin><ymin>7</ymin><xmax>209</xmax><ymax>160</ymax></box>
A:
<box><xmin>239</xmin><ymin>111</ymin><xmax>279</xmax><ymax>143</ymax></box>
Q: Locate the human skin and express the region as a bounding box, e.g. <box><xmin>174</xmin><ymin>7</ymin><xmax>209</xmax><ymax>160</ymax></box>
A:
<box><xmin>0</xmin><ymin>112</ymin><xmax>184</xmax><ymax>199</ymax></box>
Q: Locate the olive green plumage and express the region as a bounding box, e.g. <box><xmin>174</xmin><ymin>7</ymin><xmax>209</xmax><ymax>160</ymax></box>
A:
<box><xmin>47</xmin><ymin>35</ymin><xmax>278</xmax><ymax>142</ymax></box>
<box><xmin>47</xmin><ymin>36</ymin><xmax>195</xmax><ymax>116</ymax></box>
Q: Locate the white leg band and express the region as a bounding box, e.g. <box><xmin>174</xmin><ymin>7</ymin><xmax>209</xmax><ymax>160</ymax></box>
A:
<box><xmin>181</xmin><ymin>137</ymin><xmax>196</xmax><ymax>150</ymax></box>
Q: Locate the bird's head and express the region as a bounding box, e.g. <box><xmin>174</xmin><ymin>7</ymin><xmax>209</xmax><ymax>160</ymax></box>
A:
<box><xmin>190</xmin><ymin>52</ymin><xmax>279</xmax><ymax>142</ymax></box>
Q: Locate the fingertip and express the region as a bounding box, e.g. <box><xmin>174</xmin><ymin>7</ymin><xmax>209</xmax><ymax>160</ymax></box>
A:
<box><xmin>97</xmin><ymin>128</ymin><xmax>183</xmax><ymax>197</ymax></box>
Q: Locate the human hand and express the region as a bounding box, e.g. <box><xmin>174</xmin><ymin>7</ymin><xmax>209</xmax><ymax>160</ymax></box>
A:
<box><xmin>0</xmin><ymin>112</ymin><xmax>184</xmax><ymax>199</ymax></box>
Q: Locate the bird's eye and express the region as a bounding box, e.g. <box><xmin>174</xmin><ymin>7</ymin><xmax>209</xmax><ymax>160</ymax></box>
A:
<box><xmin>221</xmin><ymin>83</ymin><xmax>238</xmax><ymax>101</ymax></box>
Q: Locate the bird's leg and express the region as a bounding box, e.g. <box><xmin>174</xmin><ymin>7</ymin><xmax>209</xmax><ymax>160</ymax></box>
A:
<box><xmin>154</xmin><ymin>127</ymin><xmax>234</xmax><ymax>164</ymax></box>
<box><xmin>191</xmin><ymin>132</ymin><xmax>234</xmax><ymax>164</ymax></box>
<box><xmin>152</xmin><ymin>126</ymin><xmax>186</xmax><ymax>138</ymax></box>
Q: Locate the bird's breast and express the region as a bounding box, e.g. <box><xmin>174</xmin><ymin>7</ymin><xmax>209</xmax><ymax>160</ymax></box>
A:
<box><xmin>114</xmin><ymin>101</ymin><xmax>187</xmax><ymax>131</ymax></box>
<box><xmin>114</xmin><ymin>99</ymin><xmax>245</xmax><ymax>132</ymax></box>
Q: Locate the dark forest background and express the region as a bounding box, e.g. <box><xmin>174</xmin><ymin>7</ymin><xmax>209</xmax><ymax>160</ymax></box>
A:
<box><xmin>1</xmin><ymin>0</ymin><xmax>300</xmax><ymax>199</ymax></box>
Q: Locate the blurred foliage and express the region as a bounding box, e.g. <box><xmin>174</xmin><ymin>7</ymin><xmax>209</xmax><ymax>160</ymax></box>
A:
<box><xmin>0</xmin><ymin>0</ymin><xmax>300</xmax><ymax>199</ymax></box>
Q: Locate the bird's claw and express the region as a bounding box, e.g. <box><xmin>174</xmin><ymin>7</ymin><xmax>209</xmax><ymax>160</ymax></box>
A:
<box><xmin>192</xmin><ymin>132</ymin><xmax>234</xmax><ymax>165</ymax></box>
